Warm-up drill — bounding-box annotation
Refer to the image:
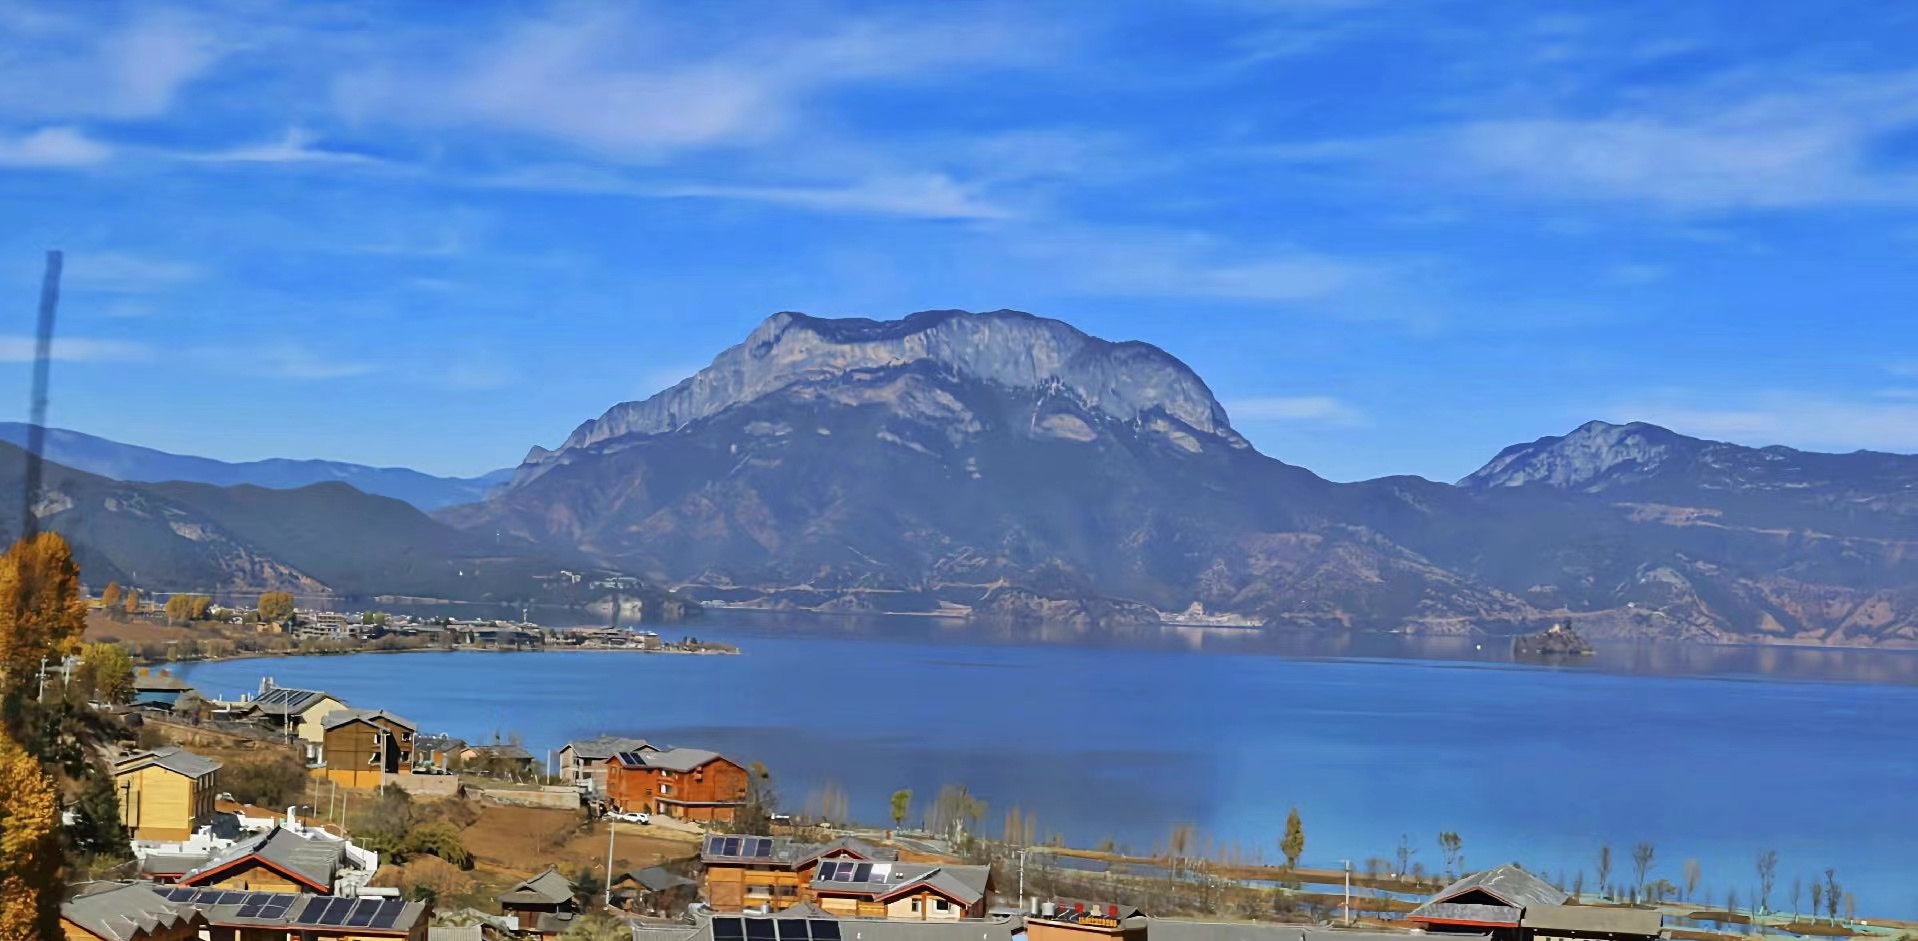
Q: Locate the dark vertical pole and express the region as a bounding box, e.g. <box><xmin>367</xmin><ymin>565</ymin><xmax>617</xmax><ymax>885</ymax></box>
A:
<box><xmin>21</xmin><ymin>249</ymin><xmax>61</xmax><ymax>539</ymax></box>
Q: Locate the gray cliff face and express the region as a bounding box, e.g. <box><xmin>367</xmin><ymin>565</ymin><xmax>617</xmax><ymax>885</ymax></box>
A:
<box><xmin>1460</xmin><ymin>421</ymin><xmax>1686</xmax><ymax>491</ymax></box>
<box><xmin>519</xmin><ymin>310</ymin><xmax>1241</xmax><ymax>481</ymax></box>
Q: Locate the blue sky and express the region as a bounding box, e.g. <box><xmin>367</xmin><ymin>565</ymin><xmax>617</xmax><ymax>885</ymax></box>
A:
<box><xmin>3</xmin><ymin>0</ymin><xmax>1918</xmax><ymax>481</ymax></box>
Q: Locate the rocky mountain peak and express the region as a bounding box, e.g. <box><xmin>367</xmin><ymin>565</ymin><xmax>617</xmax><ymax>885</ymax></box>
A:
<box><xmin>527</xmin><ymin>309</ymin><xmax>1242</xmax><ymax>473</ymax></box>
<box><xmin>1459</xmin><ymin>420</ymin><xmax>1693</xmax><ymax>491</ymax></box>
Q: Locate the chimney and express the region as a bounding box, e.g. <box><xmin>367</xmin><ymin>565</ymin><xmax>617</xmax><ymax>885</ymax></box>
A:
<box><xmin>1041</xmin><ymin>903</ymin><xmax>1056</xmax><ymax>918</ymax></box>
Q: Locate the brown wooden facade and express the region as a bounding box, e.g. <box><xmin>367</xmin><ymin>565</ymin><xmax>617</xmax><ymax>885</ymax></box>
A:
<box><xmin>113</xmin><ymin>753</ymin><xmax>221</xmax><ymax>842</ymax></box>
<box><xmin>321</xmin><ymin>713</ymin><xmax>415</xmax><ymax>790</ymax></box>
<box><xmin>605</xmin><ymin>753</ymin><xmax>748</xmax><ymax>822</ymax></box>
<box><xmin>702</xmin><ymin>845</ymin><xmax>878</xmax><ymax>913</ymax></box>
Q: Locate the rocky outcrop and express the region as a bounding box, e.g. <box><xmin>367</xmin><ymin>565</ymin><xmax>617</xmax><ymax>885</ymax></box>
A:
<box><xmin>1459</xmin><ymin>420</ymin><xmax>1689</xmax><ymax>491</ymax></box>
<box><xmin>516</xmin><ymin>309</ymin><xmax>1245</xmax><ymax>485</ymax></box>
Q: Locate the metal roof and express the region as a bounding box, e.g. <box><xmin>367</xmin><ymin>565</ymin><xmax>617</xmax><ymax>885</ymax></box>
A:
<box><xmin>62</xmin><ymin>882</ymin><xmax>204</xmax><ymax>941</ymax></box>
<box><xmin>648</xmin><ymin>912</ymin><xmax>1021</xmax><ymax>941</ymax></box>
<box><xmin>616</xmin><ymin>866</ymin><xmax>697</xmax><ymax>892</ymax></box>
<box><xmin>161</xmin><ymin>887</ymin><xmax>424</xmax><ymax>934</ymax></box>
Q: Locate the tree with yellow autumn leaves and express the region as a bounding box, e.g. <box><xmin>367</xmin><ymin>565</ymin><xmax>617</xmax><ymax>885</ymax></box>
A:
<box><xmin>0</xmin><ymin>532</ymin><xmax>91</xmax><ymax>941</ymax></box>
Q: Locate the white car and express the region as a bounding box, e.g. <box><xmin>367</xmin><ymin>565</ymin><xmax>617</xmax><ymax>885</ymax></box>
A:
<box><xmin>608</xmin><ymin>810</ymin><xmax>650</xmax><ymax>824</ymax></box>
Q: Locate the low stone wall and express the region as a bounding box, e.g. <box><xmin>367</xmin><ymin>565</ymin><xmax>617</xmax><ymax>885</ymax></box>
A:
<box><xmin>470</xmin><ymin>785</ymin><xmax>581</xmax><ymax>810</ymax></box>
<box><xmin>385</xmin><ymin>774</ymin><xmax>461</xmax><ymax>798</ymax></box>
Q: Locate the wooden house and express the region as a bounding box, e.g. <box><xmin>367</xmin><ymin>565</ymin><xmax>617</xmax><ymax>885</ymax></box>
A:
<box><xmin>699</xmin><ymin>835</ymin><xmax>897</xmax><ymax>913</ymax></box>
<box><xmin>612</xmin><ymin>866</ymin><xmax>698</xmax><ymax>916</ymax></box>
<box><xmin>560</xmin><ymin>736</ymin><xmax>654</xmax><ymax>794</ymax></box>
<box><xmin>130</xmin><ymin>669</ymin><xmax>196</xmax><ymax>711</ymax></box>
<box><xmin>319</xmin><ymin>709</ymin><xmax>417</xmax><ymax>789</ymax></box>
<box><xmin>112</xmin><ymin>746</ymin><xmax>222</xmax><ymax>842</ymax></box>
<box><xmin>808</xmin><ymin>860</ymin><xmax>991</xmax><ymax>920</ymax></box>
<box><xmin>176</xmin><ymin>825</ymin><xmax>349</xmax><ymax>894</ymax></box>
<box><xmin>604</xmin><ymin>747</ymin><xmax>748</xmax><ymax>822</ymax></box>
<box><xmin>498</xmin><ymin>869</ymin><xmax>579</xmax><ymax>938</ymax></box>
<box><xmin>244</xmin><ymin>683</ymin><xmax>348</xmax><ymax>764</ymax></box>
<box><xmin>62</xmin><ymin>882</ymin><xmax>207</xmax><ymax>941</ymax></box>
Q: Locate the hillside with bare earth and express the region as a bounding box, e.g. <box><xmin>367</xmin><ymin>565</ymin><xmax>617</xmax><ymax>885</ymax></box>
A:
<box><xmin>445</xmin><ymin>308</ymin><xmax>1918</xmax><ymax>645</ymax></box>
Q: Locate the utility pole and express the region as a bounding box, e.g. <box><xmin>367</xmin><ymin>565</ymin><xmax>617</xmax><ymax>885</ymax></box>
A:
<box><xmin>1340</xmin><ymin>859</ymin><xmax>1352</xmax><ymax>926</ymax></box>
<box><xmin>1017</xmin><ymin>848</ymin><xmax>1027</xmax><ymax>905</ymax></box>
<box><xmin>605</xmin><ymin>817</ymin><xmax>618</xmax><ymax>908</ymax></box>
<box><xmin>20</xmin><ymin>250</ymin><xmax>61</xmax><ymax>539</ymax></box>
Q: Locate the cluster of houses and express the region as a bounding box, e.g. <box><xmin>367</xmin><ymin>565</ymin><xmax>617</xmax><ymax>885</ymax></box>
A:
<box><xmin>561</xmin><ymin>736</ymin><xmax>753</xmax><ymax>823</ymax></box>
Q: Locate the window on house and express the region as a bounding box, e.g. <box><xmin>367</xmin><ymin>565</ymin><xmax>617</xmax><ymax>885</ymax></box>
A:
<box><xmin>911</xmin><ymin>901</ymin><xmax>921</xmax><ymax>913</ymax></box>
<box><xmin>935</xmin><ymin>899</ymin><xmax>951</xmax><ymax>913</ymax></box>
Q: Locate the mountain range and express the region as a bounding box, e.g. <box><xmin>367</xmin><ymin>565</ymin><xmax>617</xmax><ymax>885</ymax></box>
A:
<box><xmin>0</xmin><ymin>423</ymin><xmax>510</xmax><ymax>511</ymax></box>
<box><xmin>443</xmin><ymin>309</ymin><xmax>1918</xmax><ymax>645</ymax></box>
<box><xmin>22</xmin><ymin>308</ymin><xmax>1917</xmax><ymax>646</ymax></box>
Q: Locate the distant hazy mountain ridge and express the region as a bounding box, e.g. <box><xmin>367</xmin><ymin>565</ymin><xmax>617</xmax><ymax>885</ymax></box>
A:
<box><xmin>0</xmin><ymin>423</ymin><xmax>511</xmax><ymax>511</ymax></box>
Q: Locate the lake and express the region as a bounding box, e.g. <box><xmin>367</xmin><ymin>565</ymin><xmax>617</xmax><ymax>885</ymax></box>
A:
<box><xmin>177</xmin><ymin>614</ymin><xmax>1918</xmax><ymax>916</ymax></box>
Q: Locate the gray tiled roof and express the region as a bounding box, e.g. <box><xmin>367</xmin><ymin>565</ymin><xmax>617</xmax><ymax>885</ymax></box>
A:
<box><xmin>61</xmin><ymin>882</ymin><xmax>202</xmax><ymax>941</ymax></box>
<box><xmin>248</xmin><ymin>687</ymin><xmax>336</xmax><ymax>717</ymax></box>
<box><xmin>322</xmin><ymin>707</ymin><xmax>418</xmax><ymax>731</ymax></box>
<box><xmin>616</xmin><ymin>866</ymin><xmax>696</xmax><ymax>892</ymax></box>
<box><xmin>702</xmin><ymin>834</ymin><xmax>899</xmax><ymax>866</ymax></box>
<box><xmin>183</xmin><ymin>826</ymin><xmax>344</xmax><ymax>890</ymax></box>
<box><xmin>567</xmin><ymin>737</ymin><xmax>654</xmax><ymax>761</ymax></box>
<box><xmin>1407</xmin><ymin>902</ymin><xmax>1522</xmax><ymax>925</ymax></box>
<box><xmin>1423</xmin><ymin>864</ymin><xmax>1569</xmax><ymax>911</ymax></box>
<box><xmin>118</xmin><ymin>745</ymin><xmax>222</xmax><ymax>778</ymax></box>
<box><xmin>617</xmin><ymin>746</ymin><xmax>724</xmax><ymax>772</ymax></box>
<box><xmin>500</xmin><ymin>868</ymin><xmax>576</xmax><ymax>906</ymax></box>
<box><xmin>178</xmin><ymin>890</ymin><xmax>425</xmax><ymax>934</ymax></box>
<box><xmin>812</xmin><ymin>862</ymin><xmax>991</xmax><ymax>905</ymax></box>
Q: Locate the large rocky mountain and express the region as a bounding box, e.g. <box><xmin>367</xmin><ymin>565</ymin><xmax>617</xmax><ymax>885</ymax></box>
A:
<box><xmin>0</xmin><ymin>422</ymin><xmax>511</xmax><ymax>511</ymax></box>
<box><xmin>446</xmin><ymin>309</ymin><xmax>1918</xmax><ymax>645</ymax></box>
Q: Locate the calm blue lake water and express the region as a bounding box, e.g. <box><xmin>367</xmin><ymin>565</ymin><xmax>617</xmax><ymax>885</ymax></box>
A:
<box><xmin>178</xmin><ymin>615</ymin><xmax>1918</xmax><ymax>916</ymax></box>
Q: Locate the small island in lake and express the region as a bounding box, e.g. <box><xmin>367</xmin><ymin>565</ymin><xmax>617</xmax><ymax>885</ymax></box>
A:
<box><xmin>1513</xmin><ymin>621</ymin><xmax>1595</xmax><ymax>658</ymax></box>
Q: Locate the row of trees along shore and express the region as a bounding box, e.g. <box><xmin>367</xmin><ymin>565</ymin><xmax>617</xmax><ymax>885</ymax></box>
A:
<box><xmin>725</xmin><ymin>772</ymin><xmax>1874</xmax><ymax>930</ymax></box>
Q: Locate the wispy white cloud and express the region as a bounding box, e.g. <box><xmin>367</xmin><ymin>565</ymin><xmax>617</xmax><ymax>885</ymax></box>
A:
<box><xmin>211</xmin><ymin>344</ymin><xmax>373</xmax><ymax>381</ymax></box>
<box><xmin>0</xmin><ymin>126</ymin><xmax>109</xmax><ymax>166</ymax></box>
<box><xmin>335</xmin><ymin>6</ymin><xmax>1048</xmax><ymax>161</ymax></box>
<box><xmin>480</xmin><ymin>164</ymin><xmax>1012</xmax><ymax>220</ymax></box>
<box><xmin>180</xmin><ymin>128</ymin><xmax>378</xmax><ymax>166</ymax></box>
<box><xmin>0</xmin><ymin>9</ymin><xmax>222</xmax><ymax>120</ymax></box>
<box><xmin>1609</xmin><ymin>390</ymin><xmax>1918</xmax><ymax>453</ymax></box>
<box><xmin>1269</xmin><ymin>68</ymin><xmax>1918</xmax><ymax>212</ymax></box>
<box><xmin>1225</xmin><ymin>395</ymin><xmax>1368</xmax><ymax>426</ymax></box>
<box><xmin>0</xmin><ymin>336</ymin><xmax>149</xmax><ymax>363</ymax></box>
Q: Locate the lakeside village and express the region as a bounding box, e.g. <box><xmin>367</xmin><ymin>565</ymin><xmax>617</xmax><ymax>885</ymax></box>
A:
<box><xmin>60</xmin><ymin>665</ymin><xmax>1907</xmax><ymax>941</ymax></box>
<box><xmin>84</xmin><ymin>587</ymin><xmax>738</xmax><ymax>665</ymax></box>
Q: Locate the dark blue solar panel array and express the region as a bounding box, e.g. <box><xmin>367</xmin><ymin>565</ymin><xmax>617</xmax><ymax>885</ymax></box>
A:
<box><xmin>712</xmin><ymin>918</ymin><xmax>841</xmax><ymax>941</ymax></box>
<box><xmin>706</xmin><ymin>836</ymin><xmax>775</xmax><ymax>858</ymax></box>
<box><xmin>158</xmin><ymin>889</ymin><xmax>405</xmax><ymax>932</ymax></box>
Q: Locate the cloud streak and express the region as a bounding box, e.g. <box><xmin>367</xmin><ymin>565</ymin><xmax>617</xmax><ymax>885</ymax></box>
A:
<box><xmin>0</xmin><ymin>126</ymin><xmax>109</xmax><ymax>167</ymax></box>
<box><xmin>1609</xmin><ymin>391</ymin><xmax>1918</xmax><ymax>454</ymax></box>
<box><xmin>1225</xmin><ymin>395</ymin><xmax>1368</xmax><ymax>426</ymax></box>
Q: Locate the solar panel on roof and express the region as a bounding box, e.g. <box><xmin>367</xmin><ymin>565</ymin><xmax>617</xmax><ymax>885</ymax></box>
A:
<box><xmin>852</xmin><ymin>863</ymin><xmax>872</xmax><ymax>883</ymax></box>
<box><xmin>163</xmin><ymin>888</ymin><xmax>194</xmax><ymax>901</ymax></box>
<box><xmin>706</xmin><ymin>836</ymin><xmax>724</xmax><ymax>854</ymax></box>
<box><xmin>722</xmin><ymin>837</ymin><xmax>742</xmax><ymax>856</ymax></box>
<box><xmin>346</xmin><ymin>899</ymin><xmax>379</xmax><ymax>927</ymax></box>
<box><xmin>810</xmin><ymin>921</ymin><xmax>841</xmax><ymax>941</ymax></box>
<box><xmin>236</xmin><ymin>897</ymin><xmax>267</xmax><ymax>919</ymax></box>
<box><xmin>713</xmin><ymin>917</ymin><xmax>746</xmax><ymax>941</ymax></box>
<box><xmin>753</xmin><ymin>839</ymin><xmax>773</xmax><ymax>858</ymax></box>
<box><xmin>314</xmin><ymin>897</ymin><xmax>354</xmax><ymax>925</ymax></box>
<box><xmin>745</xmin><ymin>918</ymin><xmax>777</xmax><ymax>941</ymax></box>
<box><xmin>369</xmin><ymin>900</ymin><xmax>406</xmax><ymax>930</ymax></box>
<box><xmin>777</xmin><ymin>918</ymin><xmax>811</xmax><ymax>941</ymax></box>
<box><xmin>262</xmin><ymin>896</ymin><xmax>295</xmax><ymax>919</ymax></box>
